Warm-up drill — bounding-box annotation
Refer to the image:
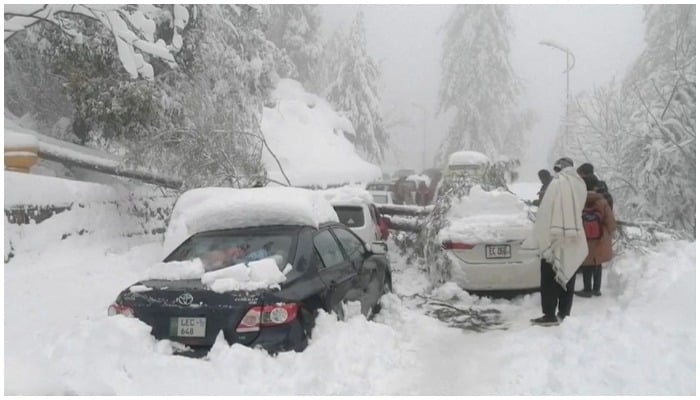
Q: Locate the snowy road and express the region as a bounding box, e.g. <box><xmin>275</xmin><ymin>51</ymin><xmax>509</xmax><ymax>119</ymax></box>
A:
<box><xmin>4</xmin><ymin>232</ymin><xmax>695</xmax><ymax>395</ymax></box>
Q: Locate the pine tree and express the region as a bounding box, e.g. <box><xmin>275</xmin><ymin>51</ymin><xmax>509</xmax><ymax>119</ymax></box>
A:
<box><xmin>436</xmin><ymin>5</ymin><xmax>523</xmax><ymax>164</ymax></box>
<box><xmin>323</xmin><ymin>11</ymin><xmax>388</xmax><ymax>163</ymax></box>
<box><xmin>265</xmin><ymin>5</ymin><xmax>322</xmax><ymax>86</ymax></box>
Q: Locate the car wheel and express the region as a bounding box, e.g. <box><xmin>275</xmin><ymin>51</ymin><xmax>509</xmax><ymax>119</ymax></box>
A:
<box><xmin>332</xmin><ymin>301</ymin><xmax>345</xmax><ymax>321</ymax></box>
<box><xmin>300</xmin><ymin>308</ymin><xmax>317</xmax><ymax>339</ymax></box>
<box><xmin>370</xmin><ymin>276</ymin><xmax>392</xmax><ymax>318</ymax></box>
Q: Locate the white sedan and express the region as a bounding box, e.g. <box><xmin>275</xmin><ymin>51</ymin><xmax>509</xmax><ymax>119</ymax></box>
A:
<box><xmin>432</xmin><ymin>185</ymin><xmax>540</xmax><ymax>292</ymax></box>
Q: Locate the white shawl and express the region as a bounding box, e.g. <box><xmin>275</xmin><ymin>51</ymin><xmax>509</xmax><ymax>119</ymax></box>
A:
<box><xmin>527</xmin><ymin>167</ymin><xmax>588</xmax><ymax>288</ymax></box>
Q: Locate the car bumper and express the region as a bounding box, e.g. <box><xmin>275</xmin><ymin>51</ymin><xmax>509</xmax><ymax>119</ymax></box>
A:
<box><xmin>172</xmin><ymin>321</ymin><xmax>308</xmax><ymax>358</ymax></box>
<box><xmin>445</xmin><ymin>252</ymin><xmax>540</xmax><ymax>291</ymax></box>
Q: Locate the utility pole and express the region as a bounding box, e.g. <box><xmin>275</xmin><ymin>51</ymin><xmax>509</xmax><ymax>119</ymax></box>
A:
<box><xmin>539</xmin><ymin>40</ymin><xmax>576</xmax><ymax>150</ymax></box>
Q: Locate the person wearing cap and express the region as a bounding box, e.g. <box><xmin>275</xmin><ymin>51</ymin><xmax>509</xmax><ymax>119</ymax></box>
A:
<box><xmin>577</xmin><ymin>163</ymin><xmax>613</xmax><ymax>209</ymax></box>
<box><xmin>523</xmin><ymin>157</ymin><xmax>589</xmax><ymax>326</ymax></box>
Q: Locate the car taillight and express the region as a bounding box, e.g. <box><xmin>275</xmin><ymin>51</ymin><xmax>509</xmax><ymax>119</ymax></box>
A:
<box><xmin>442</xmin><ymin>241</ymin><xmax>475</xmax><ymax>250</ymax></box>
<box><xmin>107</xmin><ymin>303</ymin><xmax>134</xmax><ymax>317</ymax></box>
<box><xmin>235</xmin><ymin>303</ymin><xmax>299</xmax><ymax>333</ymax></box>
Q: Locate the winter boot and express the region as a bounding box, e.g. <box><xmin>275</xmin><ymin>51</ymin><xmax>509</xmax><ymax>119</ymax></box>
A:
<box><xmin>530</xmin><ymin>315</ymin><xmax>560</xmax><ymax>327</ymax></box>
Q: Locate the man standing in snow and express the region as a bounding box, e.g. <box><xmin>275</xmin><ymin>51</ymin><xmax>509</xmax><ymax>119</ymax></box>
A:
<box><xmin>525</xmin><ymin>157</ymin><xmax>588</xmax><ymax>326</ymax></box>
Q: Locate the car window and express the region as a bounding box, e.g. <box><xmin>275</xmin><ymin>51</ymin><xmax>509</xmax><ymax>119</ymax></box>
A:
<box><xmin>333</xmin><ymin>206</ymin><xmax>365</xmax><ymax>228</ymax></box>
<box><xmin>372</xmin><ymin>194</ymin><xmax>388</xmax><ymax>204</ymax></box>
<box><xmin>332</xmin><ymin>228</ymin><xmax>366</xmax><ymax>260</ymax></box>
<box><xmin>313</xmin><ymin>230</ymin><xmax>345</xmax><ymax>268</ymax></box>
<box><xmin>167</xmin><ymin>231</ymin><xmax>294</xmax><ymax>272</ymax></box>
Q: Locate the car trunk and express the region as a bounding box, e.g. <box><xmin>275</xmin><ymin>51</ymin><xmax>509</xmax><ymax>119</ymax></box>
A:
<box><xmin>445</xmin><ymin>239</ymin><xmax>537</xmax><ymax>265</ymax></box>
<box><xmin>121</xmin><ymin>279</ymin><xmax>263</xmax><ymax>348</ymax></box>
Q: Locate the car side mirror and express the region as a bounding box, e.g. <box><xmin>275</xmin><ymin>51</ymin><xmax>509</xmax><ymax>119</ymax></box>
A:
<box><xmin>368</xmin><ymin>241</ymin><xmax>388</xmax><ymax>255</ymax></box>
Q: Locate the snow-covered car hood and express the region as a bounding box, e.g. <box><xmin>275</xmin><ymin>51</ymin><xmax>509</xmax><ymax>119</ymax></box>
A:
<box><xmin>438</xmin><ymin>186</ymin><xmax>534</xmax><ymax>244</ymax></box>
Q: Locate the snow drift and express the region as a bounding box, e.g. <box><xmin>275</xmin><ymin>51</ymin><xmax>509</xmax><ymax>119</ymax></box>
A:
<box><xmin>261</xmin><ymin>79</ymin><xmax>382</xmax><ymax>187</ymax></box>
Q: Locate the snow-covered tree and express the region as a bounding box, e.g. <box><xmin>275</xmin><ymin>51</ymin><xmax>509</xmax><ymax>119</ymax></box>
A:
<box><xmin>4</xmin><ymin>4</ymin><xmax>189</xmax><ymax>80</ymax></box>
<box><xmin>623</xmin><ymin>5</ymin><xmax>695</xmax><ymax>234</ymax></box>
<box><xmin>265</xmin><ymin>5</ymin><xmax>322</xmax><ymax>86</ymax></box>
<box><xmin>552</xmin><ymin>5</ymin><xmax>695</xmax><ymax>236</ymax></box>
<box><xmin>122</xmin><ymin>5</ymin><xmax>283</xmax><ymax>188</ymax></box>
<box><xmin>5</xmin><ymin>4</ymin><xmax>292</xmax><ymax>189</ymax></box>
<box><xmin>436</xmin><ymin>5</ymin><xmax>525</xmax><ymax>164</ymax></box>
<box><xmin>323</xmin><ymin>11</ymin><xmax>389</xmax><ymax>163</ymax></box>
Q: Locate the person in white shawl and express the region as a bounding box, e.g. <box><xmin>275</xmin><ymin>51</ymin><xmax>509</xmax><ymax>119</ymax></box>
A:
<box><xmin>524</xmin><ymin>157</ymin><xmax>588</xmax><ymax>326</ymax></box>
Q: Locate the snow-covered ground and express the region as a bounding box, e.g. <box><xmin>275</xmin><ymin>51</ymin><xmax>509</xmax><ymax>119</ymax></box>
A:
<box><xmin>4</xmin><ymin>199</ymin><xmax>695</xmax><ymax>395</ymax></box>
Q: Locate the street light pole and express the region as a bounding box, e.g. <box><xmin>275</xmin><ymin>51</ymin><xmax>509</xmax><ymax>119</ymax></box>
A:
<box><xmin>539</xmin><ymin>40</ymin><xmax>576</xmax><ymax>148</ymax></box>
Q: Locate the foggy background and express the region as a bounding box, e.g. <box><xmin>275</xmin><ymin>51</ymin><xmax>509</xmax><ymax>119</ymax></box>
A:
<box><xmin>320</xmin><ymin>4</ymin><xmax>646</xmax><ymax>179</ymax></box>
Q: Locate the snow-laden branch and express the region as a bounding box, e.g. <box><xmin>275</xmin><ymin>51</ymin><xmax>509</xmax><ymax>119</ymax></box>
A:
<box><xmin>4</xmin><ymin>4</ymin><xmax>190</xmax><ymax>80</ymax></box>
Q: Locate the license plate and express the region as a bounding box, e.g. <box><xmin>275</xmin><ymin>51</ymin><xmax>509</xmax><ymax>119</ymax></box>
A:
<box><xmin>170</xmin><ymin>317</ymin><xmax>206</xmax><ymax>337</ymax></box>
<box><xmin>485</xmin><ymin>244</ymin><xmax>511</xmax><ymax>259</ymax></box>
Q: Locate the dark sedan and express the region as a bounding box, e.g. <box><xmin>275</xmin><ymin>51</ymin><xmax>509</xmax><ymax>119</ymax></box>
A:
<box><xmin>108</xmin><ymin>223</ymin><xmax>392</xmax><ymax>357</ymax></box>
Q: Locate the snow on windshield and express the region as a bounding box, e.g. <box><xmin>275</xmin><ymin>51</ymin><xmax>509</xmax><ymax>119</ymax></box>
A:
<box><xmin>162</xmin><ymin>186</ymin><xmax>338</xmax><ymax>257</ymax></box>
<box><xmin>144</xmin><ymin>257</ymin><xmax>289</xmax><ymax>292</ymax></box>
<box><xmin>201</xmin><ymin>258</ymin><xmax>288</xmax><ymax>292</ymax></box>
<box><xmin>439</xmin><ymin>185</ymin><xmax>534</xmax><ymax>243</ymax></box>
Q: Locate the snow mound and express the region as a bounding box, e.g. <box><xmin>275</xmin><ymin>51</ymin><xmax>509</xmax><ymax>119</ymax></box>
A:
<box><xmin>5</xmin><ymin>130</ymin><xmax>38</xmax><ymax>149</ymax></box>
<box><xmin>162</xmin><ymin>186</ymin><xmax>339</xmax><ymax>258</ymax></box>
<box><xmin>4</xmin><ymin>171</ymin><xmax>126</xmax><ymax>207</ymax></box>
<box><xmin>448</xmin><ymin>150</ymin><xmax>490</xmax><ymax>166</ymax></box>
<box><xmin>321</xmin><ymin>185</ymin><xmax>374</xmax><ymax>206</ymax></box>
<box><xmin>261</xmin><ymin>79</ymin><xmax>381</xmax><ymax>187</ymax></box>
<box><xmin>439</xmin><ymin>186</ymin><xmax>534</xmax><ymax>243</ymax></box>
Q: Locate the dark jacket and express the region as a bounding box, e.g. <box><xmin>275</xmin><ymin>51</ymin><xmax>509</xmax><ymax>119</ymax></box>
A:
<box><xmin>535</xmin><ymin>181</ymin><xmax>551</xmax><ymax>206</ymax></box>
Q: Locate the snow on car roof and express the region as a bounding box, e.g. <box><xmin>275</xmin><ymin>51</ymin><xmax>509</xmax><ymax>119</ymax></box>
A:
<box><xmin>321</xmin><ymin>185</ymin><xmax>374</xmax><ymax>207</ymax></box>
<box><xmin>162</xmin><ymin>186</ymin><xmax>339</xmax><ymax>257</ymax></box>
<box><xmin>448</xmin><ymin>151</ymin><xmax>490</xmax><ymax>166</ymax></box>
<box><xmin>406</xmin><ymin>174</ymin><xmax>431</xmax><ymax>186</ymax></box>
<box><xmin>439</xmin><ymin>186</ymin><xmax>534</xmax><ymax>243</ymax></box>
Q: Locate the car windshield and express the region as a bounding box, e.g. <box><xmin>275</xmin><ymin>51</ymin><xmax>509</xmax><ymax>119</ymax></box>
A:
<box><xmin>334</xmin><ymin>206</ymin><xmax>365</xmax><ymax>228</ymax></box>
<box><xmin>167</xmin><ymin>231</ymin><xmax>295</xmax><ymax>272</ymax></box>
<box><xmin>372</xmin><ymin>194</ymin><xmax>388</xmax><ymax>204</ymax></box>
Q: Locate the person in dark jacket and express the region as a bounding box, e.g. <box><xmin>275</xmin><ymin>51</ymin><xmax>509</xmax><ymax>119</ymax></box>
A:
<box><xmin>576</xmin><ymin>174</ymin><xmax>616</xmax><ymax>297</ymax></box>
<box><xmin>416</xmin><ymin>181</ymin><xmax>431</xmax><ymax>206</ymax></box>
<box><xmin>577</xmin><ymin>163</ymin><xmax>613</xmax><ymax>209</ymax></box>
<box><xmin>533</xmin><ymin>169</ymin><xmax>552</xmax><ymax>206</ymax></box>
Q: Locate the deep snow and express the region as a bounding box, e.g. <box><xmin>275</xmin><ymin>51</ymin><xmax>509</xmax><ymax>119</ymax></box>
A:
<box><xmin>4</xmin><ymin>197</ymin><xmax>695</xmax><ymax>395</ymax></box>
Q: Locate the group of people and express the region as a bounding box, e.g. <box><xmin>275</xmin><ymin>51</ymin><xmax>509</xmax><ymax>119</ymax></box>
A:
<box><xmin>393</xmin><ymin>178</ymin><xmax>433</xmax><ymax>206</ymax></box>
<box><xmin>527</xmin><ymin>157</ymin><xmax>616</xmax><ymax>326</ymax></box>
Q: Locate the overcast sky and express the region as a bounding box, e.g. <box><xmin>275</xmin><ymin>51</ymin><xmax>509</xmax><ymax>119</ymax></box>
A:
<box><xmin>319</xmin><ymin>4</ymin><xmax>646</xmax><ymax>179</ymax></box>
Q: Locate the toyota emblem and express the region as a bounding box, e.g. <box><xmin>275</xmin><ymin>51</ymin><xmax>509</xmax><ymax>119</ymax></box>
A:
<box><xmin>175</xmin><ymin>293</ymin><xmax>194</xmax><ymax>306</ymax></box>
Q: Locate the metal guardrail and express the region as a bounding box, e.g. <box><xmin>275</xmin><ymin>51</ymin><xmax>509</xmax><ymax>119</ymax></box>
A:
<box><xmin>38</xmin><ymin>150</ymin><xmax>183</xmax><ymax>190</ymax></box>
